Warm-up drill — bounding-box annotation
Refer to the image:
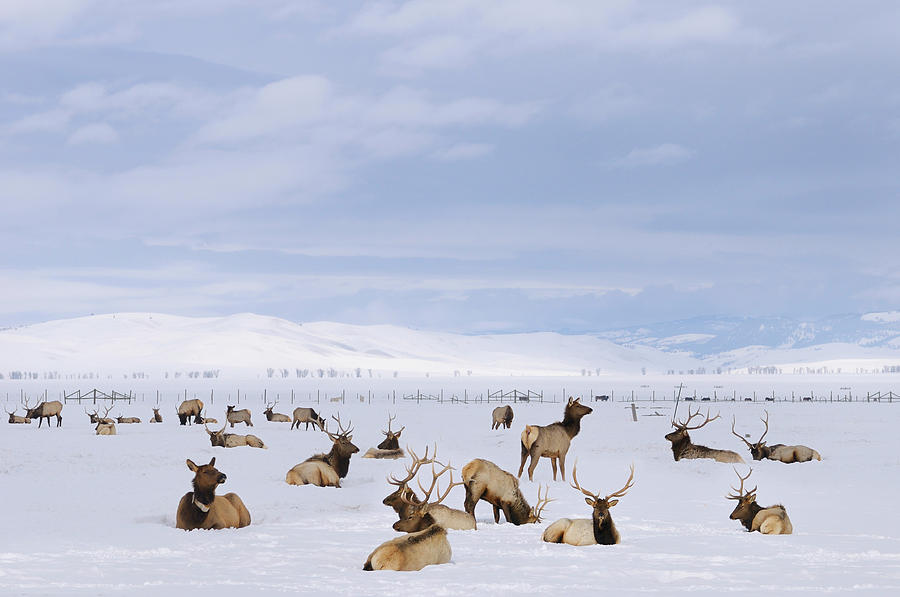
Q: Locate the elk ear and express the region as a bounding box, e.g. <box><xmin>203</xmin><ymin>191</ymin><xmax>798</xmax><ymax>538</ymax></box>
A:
<box><xmin>607</xmin><ymin>499</ymin><xmax>619</xmax><ymax>507</ymax></box>
<box><xmin>394</xmin><ymin>429</ymin><xmax>402</xmax><ymax>437</ymax></box>
<box><xmin>568</xmin><ymin>397</ymin><xmax>574</xmax><ymax>405</ymax></box>
<box><xmin>584</xmin><ymin>497</ymin><xmax>595</xmax><ymax>506</ymax></box>
<box><xmin>186</xmin><ymin>459</ymin><xmax>198</xmax><ymax>472</ymax></box>
<box><xmin>346</xmin><ymin>435</ymin><xmax>353</xmax><ymax>441</ymax></box>
<box><xmin>208</xmin><ymin>457</ymin><xmax>216</xmax><ymax>467</ymax></box>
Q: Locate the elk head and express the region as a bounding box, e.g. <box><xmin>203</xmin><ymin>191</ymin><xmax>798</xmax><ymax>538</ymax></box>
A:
<box><xmin>263</xmin><ymin>402</ymin><xmax>276</xmax><ymax>417</ymax></box>
<box><xmin>325</xmin><ymin>414</ymin><xmax>359</xmax><ymax>458</ymax></box>
<box><xmin>726</xmin><ymin>467</ymin><xmax>759</xmax><ymax>523</ymax></box>
<box><xmin>186</xmin><ymin>457</ymin><xmax>226</xmax><ymax>510</ymax></box>
<box><xmin>84</xmin><ymin>407</ymin><xmax>99</xmax><ymax>423</ymax></box>
<box><xmin>731</xmin><ymin>412</ymin><xmax>772</xmax><ymax>460</ymax></box>
<box><xmin>665</xmin><ymin>406</ymin><xmax>720</xmax><ymax>443</ymax></box>
<box><xmin>525</xmin><ymin>485</ymin><xmax>554</xmax><ymax>524</ymax></box>
<box><xmin>21</xmin><ymin>396</ymin><xmax>39</xmax><ymax>419</ymax></box>
<box><xmin>393</xmin><ymin>460</ymin><xmax>462</xmax><ymax>533</ymax></box>
<box><xmin>383</xmin><ymin>445</ymin><xmax>436</xmax><ymax>512</ymax></box>
<box><xmin>570</xmin><ymin>461</ymin><xmax>635</xmax><ymax>531</ymax></box>
<box><xmin>377</xmin><ymin>413</ymin><xmax>405</xmax><ymax>450</ymax></box>
<box><xmin>5</xmin><ymin>406</ymin><xmax>20</xmax><ymax>423</ymax></box>
<box><xmin>565</xmin><ymin>396</ymin><xmax>593</xmax><ymax>420</ymax></box>
<box><xmin>205</xmin><ymin>422</ymin><xmax>228</xmax><ymax>447</ymax></box>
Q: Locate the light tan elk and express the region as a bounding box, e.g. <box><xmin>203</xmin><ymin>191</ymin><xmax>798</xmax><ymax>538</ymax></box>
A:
<box><xmin>95</xmin><ymin>418</ymin><xmax>116</xmax><ymax>435</ymax></box>
<box><xmin>363</xmin><ymin>413</ymin><xmax>405</xmax><ymax>459</ymax></box>
<box><xmin>116</xmin><ymin>413</ymin><xmax>141</xmax><ymax>424</ymax></box>
<box><xmin>23</xmin><ymin>397</ymin><xmax>63</xmax><ymax>428</ymax></box>
<box><xmin>389</xmin><ymin>449</ymin><xmax>476</xmax><ymax>532</ymax></box>
<box><xmin>291</xmin><ymin>407</ymin><xmax>326</xmax><ymax>431</ymax></box>
<box><xmin>518</xmin><ymin>397</ymin><xmax>593</xmax><ymax>481</ymax></box>
<box><xmin>492</xmin><ymin>405</ymin><xmax>514</xmax><ymax>430</ymax></box>
<box><xmin>226</xmin><ymin>405</ymin><xmax>253</xmax><ymax>427</ymax></box>
<box><xmin>462</xmin><ymin>458</ymin><xmax>552</xmax><ymax>525</ymax></box>
<box><xmin>726</xmin><ymin>468</ymin><xmax>792</xmax><ymax>535</ymax></box>
<box><xmin>150</xmin><ymin>408</ymin><xmax>163</xmax><ymax>423</ymax></box>
<box><xmin>177</xmin><ymin>398</ymin><xmax>204</xmax><ymax>425</ymax></box>
<box><xmin>542</xmin><ymin>463</ymin><xmax>634</xmax><ymax>546</ymax></box>
<box><xmin>664</xmin><ymin>407</ymin><xmax>744</xmax><ymax>463</ymax></box>
<box><xmin>363</xmin><ymin>523</ymin><xmax>451</xmax><ymax>572</ymax></box>
<box><xmin>205</xmin><ymin>422</ymin><xmax>267</xmax><ymax>449</ymax></box>
<box><xmin>731</xmin><ymin>411</ymin><xmax>821</xmax><ymax>463</ymax></box>
<box><xmin>198</xmin><ymin>409</ymin><xmax>217</xmax><ymax>425</ymax></box>
<box><xmin>263</xmin><ymin>402</ymin><xmax>291</xmax><ymax>423</ymax></box>
<box><xmin>286</xmin><ymin>415</ymin><xmax>359</xmax><ymax>487</ymax></box>
<box><xmin>6</xmin><ymin>407</ymin><xmax>31</xmax><ymax>424</ymax></box>
<box><xmin>176</xmin><ymin>457</ymin><xmax>251</xmax><ymax>530</ymax></box>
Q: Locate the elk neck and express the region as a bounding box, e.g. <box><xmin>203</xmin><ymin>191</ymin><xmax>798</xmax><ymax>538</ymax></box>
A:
<box><xmin>736</xmin><ymin>500</ymin><xmax>763</xmax><ymax>531</ymax></box>
<box><xmin>592</xmin><ymin>509</ymin><xmax>620</xmax><ymax>545</ymax></box>
<box><xmin>561</xmin><ymin>411</ymin><xmax>586</xmax><ymax>439</ymax></box>
<box><xmin>668</xmin><ymin>431</ymin><xmax>691</xmax><ymax>460</ymax></box>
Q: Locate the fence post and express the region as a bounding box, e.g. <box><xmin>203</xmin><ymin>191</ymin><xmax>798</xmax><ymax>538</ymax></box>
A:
<box><xmin>631</xmin><ymin>403</ymin><xmax>638</xmax><ymax>422</ymax></box>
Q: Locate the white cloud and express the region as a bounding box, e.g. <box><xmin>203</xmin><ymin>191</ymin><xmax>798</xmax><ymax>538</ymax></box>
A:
<box><xmin>608</xmin><ymin>143</ymin><xmax>695</xmax><ymax>168</ymax></box>
<box><xmin>68</xmin><ymin>122</ymin><xmax>118</xmax><ymax>145</ymax></box>
<box><xmin>432</xmin><ymin>142</ymin><xmax>493</xmax><ymax>161</ymax></box>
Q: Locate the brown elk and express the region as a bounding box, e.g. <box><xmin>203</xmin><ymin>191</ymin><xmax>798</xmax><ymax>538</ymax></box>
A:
<box><xmin>116</xmin><ymin>413</ymin><xmax>141</xmax><ymax>424</ymax></box>
<box><xmin>85</xmin><ymin>406</ymin><xmax>113</xmax><ymax>424</ymax></box>
<box><xmin>205</xmin><ymin>422</ymin><xmax>267</xmax><ymax>449</ymax></box>
<box><xmin>382</xmin><ymin>445</ymin><xmax>439</xmax><ymax>521</ymax></box>
<box><xmin>363</xmin><ymin>413</ymin><xmax>405</xmax><ymax>459</ymax></box>
<box><xmin>22</xmin><ymin>397</ymin><xmax>63</xmax><ymax>428</ymax></box>
<box><xmin>518</xmin><ymin>397</ymin><xmax>593</xmax><ymax>481</ymax></box>
<box><xmin>150</xmin><ymin>408</ymin><xmax>163</xmax><ymax>423</ymax></box>
<box><xmin>225</xmin><ymin>405</ymin><xmax>253</xmax><ymax>427</ymax></box>
<box><xmin>177</xmin><ymin>398</ymin><xmax>204</xmax><ymax>425</ymax></box>
<box><xmin>176</xmin><ymin>457</ymin><xmax>251</xmax><ymax>530</ymax></box>
<box><xmin>462</xmin><ymin>458</ymin><xmax>552</xmax><ymax>525</ymax></box>
<box><xmin>263</xmin><ymin>402</ymin><xmax>291</xmax><ymax>423</ymax></box>
<box><xmin>363</xmin><ymin>524</ymin><xmax>451</xmax><ymax>572</ymax></box>
<box><xmin>731</xmin><ymin>411</ymin><xmax>821</xmax><ymax>463</ymax></box>
<box><xmin>6</xmin><ymin>407</ymin><xmax>31</xmax><ymax>424</ymax></box>
<box><xmin>664</xmin><ymin>406</ymin><xmax>744</xmax><ymax>463</ymax></box>
<box><xmin>491</xmin><ymin>405</ymin><xmax>514</xmax><ymax>430</ymax></box>
<box><xmin>726</xmin><ymin>468</ymin><xmax>792</xmax><ymax>535</ymax></box>
<box><xmin>95</xmin><ymin>418</ymin><xmax>116</xmax><ymax>435</ymax></box>
<box><xmin>198</xmin><ymin>409</ymin><xmax>217</xmax><ymax>425</ymax></box>
<box><xmin>285</xmin><ymin>415</ymin><xmax>359</xmax><ymax>487</ymax></box>
<box><xmin>542</xmin><ymin>462</ymin><xmax>634</xmax><ymax>546</ymax></box>
<box><xmin>391</xmin><ymin>458</ymin><xmax>476</xmax><ymax>532</ymax></box>
<box><xmin>291</xmin><ymin>407</ymin><xmax>326</xmax><ymax>431</ymax></box>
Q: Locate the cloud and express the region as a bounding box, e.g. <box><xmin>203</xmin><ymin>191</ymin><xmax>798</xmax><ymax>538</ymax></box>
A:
<box><xmin>432</xmin><ymin>142</ymin><xmax>494</xmax><ymax>161</ymax></box>
<box><xmin>607</xmin><ymin>143</ymin><xmax>695</xmax><ymax>168</ymax></box>
<box><xmin>68</xmin><ymin>122</ymin><xmax>118</xmax><ymax>144</ymax></box>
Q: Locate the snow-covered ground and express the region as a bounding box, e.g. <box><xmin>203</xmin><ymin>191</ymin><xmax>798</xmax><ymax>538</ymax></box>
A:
<box><xmin>2</xmin><ymin>393</ymin><xmax>898</xmax><ymax>595</ymax></box>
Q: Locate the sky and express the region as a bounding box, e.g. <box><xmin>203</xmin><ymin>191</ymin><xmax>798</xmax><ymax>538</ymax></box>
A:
<box><xmin>1</xmin><ymin>1</ymin><xmax>899</xmax><ymax>333</ymax></box>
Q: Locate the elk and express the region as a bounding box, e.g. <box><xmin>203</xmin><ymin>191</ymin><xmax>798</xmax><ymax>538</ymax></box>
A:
<box><xmin>363</xmin><ymin>524</ymin><xmax>451</xmax><ymax>572</ymax></box>
<box><xmin>731</xmin><ymin>411</ymin><xmax>821</xmax><ymax>463</ymax></box>
<box><xmin>363</xmin><ymin>413</ymin><xmax>405</xmax><ymax>459</ymax></box>
<box><xmin>518</xmin><ymin>397</ymin><xmax>593</xmax><ymax>481</ymax></box>
<box><xmin>262</xmin><ymin>402</ymin><xmax>291</xmax><ymax>423</ymax></box>
<box><xmin>382</xmin><ymin>445</ymin><xmax>432</xmax><ymax>521</ymax></box>
<box><xmin>391</xmin><ymin>458</ymin><xmax>476</xmax><ymax>532</ymax></box>
<box><xmin>6</xmin><ymin>407</ymin><xmax>31</xmax><ymax>424</ymax></box>
<box><xmin>150</xmin><ymin>408</ymin><xmax>163</xmax><ymax>423</ymax></box>
<box><xmin>116</xmin><ymin>413</ymin><xmax>141</xmax><ymax>424</ymax></box>
<box><xmin>177</xmin><ymin>398</ymin><xmax>204</xmax><ymax>425</ymax></box>
<box><xmin>285</xmin><ymin>415</ymin><xmax>359</xmax><ymax>487</ymax></box>
<box><xmin>225</xmin><ymin>405</ymin><xmax>253</xmax><ymax>427</ymax></box>
<box><xmin>205</xmin><ymin>422</ymin><xmax>267</xmax><ymax>449</ymax></box>
<box><xmin>726</xmin><ymin>468</ymin><xmax>792</xmax><ymax>535</ymax></box>
<box><xmin>664</xmin><ymin>406</ymin><xmax>744</xmax><ymax>463</ymax></box>
<box><xmin>291</xmin><ymin>407</ymin><xmax>326</xmax><ymax>431</ymax></box>
<box><xmin>542</xmin><ymin>462</ymin><xmax>634</xmax><ymax>546</ymax></box>
<box><xmin>95</xmin><ymin>419</ymin><xmax>116</xmax><ymax>435</ymax></box>
<box><xmin>198</xmin><ymin>409</ymin><xmax>217</xmax><ymax>425</ymax></box>
<box><xmin>462</xmin><ymin>458</ymin><xmax>552</xmax><ymax>525</ymax></box>
<box><xmin>22</xmin><ymin>397</ymin><xmax>63</xmax><ymax>428</ymax></box>
<box><xmin>491</xmin><ymin>405</ymin><xmax>514</xmax><ymax>430</ymax></box>
<box><xmin>176</xmin><ymin>457</ymin><xmax>251</xmax><ymax>530</ymax></box>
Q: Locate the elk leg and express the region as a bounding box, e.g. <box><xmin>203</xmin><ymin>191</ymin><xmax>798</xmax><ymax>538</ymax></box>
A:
<box><xmin>501</xmin><ymin>503</ymin><xmax>513</xmax><ymax>523</ymax></box>
<box><xmin>526</xmin><ymin>446</ymin><xmax>541</xmax><ymax>481</ymax></box>
<box><xmin>463</xmin><ymin>484</ymin><xmax>480</xmax><ymax>514</ymax></box>
<box><xmin>517</xmin><ymin>442</ymin><xmax>529</xmax><ymax>478</ymax></box>
<box><xmin>558</xmin><ymin>450</ymin><xmax>567</xmax><ymax>481</ymax></box>
<box><xmin>493</xmin><ymin>504</ymin><xmax>501</xmax><ymax>523</ymax></box>
<box><xmin>550</xmin><ymin>458</ymin><xmax>558</xmax><ymax>480</ymax></box>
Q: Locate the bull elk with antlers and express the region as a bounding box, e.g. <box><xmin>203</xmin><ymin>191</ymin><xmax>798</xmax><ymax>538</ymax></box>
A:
<box><xmin>388</xmin><ymin>449</ymin><xmax>476</xmax><ymax>532</ymax></box>
<box><xmin>363</xmin><ymin>414</ymin><xmax>405</xmax><ymax>459</ymax></box>
<box><xmin>731</xmin><ymin>411</ymin><xmax>821</xmax><ymax>463</ymax></box>
<box><xmin>291</xmin><ymin>407</ymin><xmax>326</xmax><ymax>431</ymax></box>
<box><xmin>726</xmin><ymin>468</ymin><xmax>792</xmax><ymax>535</ymax></box>
<box><xmin>6</xmin><ymin>407</ymin><xmax>31</xmax><ymax>424</ymax></box>
<box><xmin>263</xmin><ymin>402</ymin><xmax>291</xmax><ymax>423</ymax></box>
<box><xmin>86</xmin><ymin>404</ymin><xmax>115</xmax><ymax>425</ymax></box>
<box><xmin>177</xmin><ymin>398</ymin><xmax>204</xmax><ymax>425</ymax></box>
<box><xmin>22</xmin><ymin>397</ymin><xmax>63</xmax><ymax>428</ymax></box>
<box><xmin>286</xmin><ymin>415</ymin><xmax>359</xmax><ymax>487</ymax></box>
<box><xmin>491</xmin><ymin>405</ymin><xmax>514</xmax><ymax>430</ymax></box>
<box><xmin>542</xmin><ymin>463</ymin><xmax>634</xmax><ymax>546</ymax></box>
<box><xmin>205</xmin><ymin>423</ymin><xmax>267</xmax><ymax>449</ymax></box>
<box><xmin>518</xmin><ymin>397</ymin><xmax>593</xmax><ymax>481</ymax></box>
<box><xmin>664</xmin><ymin>407</ymin><xmax>744</xmax><ymax>463</ymax></box>
<box><xmin>462</xmin><ymin>458</ymin><xmax>551</xmax><ymax>525</ymax></box>
<box><xmin>176</xmin><ymin>457</ymin><xmax>251</xmax><ymax>530</ymax></box>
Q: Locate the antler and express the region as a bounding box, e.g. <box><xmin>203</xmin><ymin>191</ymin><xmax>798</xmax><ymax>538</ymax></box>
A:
<box><xmin>758</xmin><ymin>410</ymin><xmax>770</xmax><ymax>445</ymax></box>
<box><xmin>726</xmin><ymin>467</ymin><xmax>757</xmax><ymax>500</ymax></box>
<box><xmin>570</xmin><ymin>461</ymin><xmax>634</xmax><ymax>505</ymax></box>
<box><xmin>605</xmin><ymin>464</ymin><xmax>635</xmax><ymax>501</ymax></box>
<box><xmin>388</xmin><ymin>444</ymin><xmax>436</xmax><ymax>488</ymax></box>
<box><xmin>382</xmin><ymin>413</ymin><xmax>404</xmax><ymax>436</ymax></box>
<box><xmin>326</xmin><ymin>413</ymin><xmax>353</xmax><ymax>440</ymax></box>
<box><xmin>530</xmin><ymin>485</ymin><xmax>554</xmax><ymax>522</ymax></box>
<box><xmin>570</xmin><ymin>460</ymin><xmax>600</xmax><ymax>500</ymax></box>
<box><xmin>4</xmin><ymin>406</ymin><xmax>14</xmax><ymax>415</ymax></box>
<box><xmin>416</xmin><ymin>461</ymin><xmax>460</xmax><ymax>505</ymax></box>
<box><xmin>100</xmin><ymin>404</ymin><xmax>114</xmax><ymax>418</ymax></box>
<box><xmin>674</xmin><ymin>406</ymin><xmax>720</xmax><ymax>430</ymax></box>
<box><xmin>731</xmin><ymin>416</ymin><xmax>754</xmax><ymax>449</ymax></box>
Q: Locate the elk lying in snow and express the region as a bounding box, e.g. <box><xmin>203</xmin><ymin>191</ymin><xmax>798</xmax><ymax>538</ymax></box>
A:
<box><xmin>285</xmin><ymin>415</ymin><xmax>359</xmax><ymax>487</ymax></box>
<box><xmin>518</xmin><ymin>397</ymin><xmax>593</xmax><ymax>481</ymax></box>
<box><xmin>726</xmin><ymin>468</ymin><xmax>792</xmax><ymax>535</ymax></box>
<box><xmin>462</xmin><ymin>458</ymin><xmax>552</xmax><ymax>525</ymax></box>
<box><xmin>176</xmin><ymin>457</ymin><xmax>251</xmax><ymax>530</ymax></box>
<box><xmin>205</xmin><ymin>423</ymin><xmax>267</xmax><ymax>449</ymax></box>
<box><xmin>388</xmin><ymin>448</ymin><xmax>476</xmax><ymax>532</ymax></box>
<box><xmin>664</xmin><ymin>407</ymin><xmax>744</xmax><ymax>463</ymax></box>
<box><xmin>731</xmin><ymin>411</ymin><xmax>821</xmax><ymax>463</ymax></box>
<box><xmin>116</xmin><ymin>413</ymin><xmax>141</xmax><ymax>424</ymax></box>
<box><xmin>542</xmin><ymin>463</ymin><xmax>634</xmax><ymax>546</ymax></box>
<box><xmin>6</xmin><ymin>407</ymin><xmax>31</xmax><ymax>424</ymax></box>
<box><xmin>177</xmin><ymin>398</ymin><xmax>204</xmax><ymax>425</ymax></box>
<box><xmin>363</xmin><ymin>524</ymin><xmax>451</xmax><ymax>572</ymax></box>
<box><xmin>86</xmin><ymin>405</ymin><xmax>115</xmax><ymax>425</ymax></box>
<box><xmin>291</xmin><ymin>407</ymin><xmax>326</xmax><ymax>431</ymax></box>
<box><xmin>382</xmin><ymin>445</ymin><xmax>433</xmax><ymax>521</ymax></box>
<box><xmin>226</xmin><ymin>405</ymin><xmax>253</xmax><ymax>427</ymax></box>
<box><xmin>198</xmin><ymin>409</ymin><xmax>217</xmax><ymax>425</ymax></box>
<box><xmin>491</xmin><ymin>405</ymin><xmax>514</xmax><ymax>430</ymax></box>
<box><xmin>22</xmin><ymin>397</ymin><xmax>63</xmax><ymax>428</ymax></box>
<box><xmin>263</xmin><ymin>402</ymin><xmax>291</xmax><ymax>423</ymax></box>
<box><xmin>363</xmin><ymin>413</ymin><xmax>405</xmax><ymax>459</ymax></box>
<box><xmin>95</xmin><ymin>419</ymin><xmax>116</xmax><ymax>435</ymax></box>
<box><xmin>150</xmin><ymin>408</ymin><xmax>163</xmax><ymax>423</ymax></box>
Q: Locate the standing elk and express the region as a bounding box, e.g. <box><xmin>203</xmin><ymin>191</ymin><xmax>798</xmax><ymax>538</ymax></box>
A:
<box><xmin>176</xmin><ymin>457</ymin><xmax>251</xmax><ymax>530</ymax></box>
<box><xmin>388</xmin><ymin>449</ymin><xmax>476</xmax><ymax>532</ymax></box>
<box><xmin>518</xmin><ymin>397</ymin><xmax>593</xmax><ymax>481</ymax></box>
<box><xmin>263</xmin><ymin>402</ymin><xmax>291</xmax><ymax>423</ymax></box>
<box><xmin>542</xmin><ymin>463</ymin><xmax>634</xmax><ymax>546</ymax></box>
<box><xmin>177</xmin><ymin>398</ymin><xmax>204</xmax><ymax>425</ymax></box>
<box><xmin>22</xmin><ymin>397</ymin><xmax>63</xmax><ymax>428</ymax></box>
<box><xmin>363</xmin><ymin>413</ymin><xmax>405</xmax><ymax>459</ymax></box>
<box><xmin>491</xmin><ymin>405</ymin><xmax>514</xmax><ymax>430</ymax></box>
<box><xmin>285</xmin><ymin>415</ymin><xmax>359</xmax><ymax>487</ymax></box>
<box><xmin>205</xmin><ymin>423</ymin><xmax>266</xmax><ymax>449</ymax></box>
<box><xmin>150</xmin><ymin>408</ymin><xmax>163</xmax><ymax>423</ymax></box>
<box><xmin>462</xmin><ymin>458</ymin><xmax>552</xmax><ymax>525</ymax></box>
<box><xmin>363</xmin><ymin>524</ymin><xmax>451</xmax><ymax>572</ymax></box>
<box><xmin>226</xmin><ymin>405</ymin><xmax>253</xmax><ymax>427</ymax></box>
<box><xmin>6</xmin><ymin>407</ymin><xmax>31</xmax><ymax>424</ymax></box>
<box><xmin>291</xmin><ymin>407</ymin><xmax>326</xmax><ymax>431</ymax></box>
<box><xmin>116</xmin><ymin>413</ymin><xmax>141</xmax><ymax>424</ymax></box>
<box><xmin>726</xmin><ymin>468</ymin><xmax>792</xmax><ymax>535</ymax></box>
<box><xmin>664</xmin><ymin>406</ymin><xmax>744</xmax><ymax>463</ymax></box>
<box><xmin>731</xmin><ymin>411</ymin><xmax>821</xmax><ymax>463</ymax></box>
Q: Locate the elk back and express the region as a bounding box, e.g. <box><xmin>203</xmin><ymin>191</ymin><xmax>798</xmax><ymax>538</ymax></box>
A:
<box><xmin>285</xmin><ymin>461</ymin><xmax>341</xmax><ymax>487</ymax></box>
<box><xmin>363</xmin><ymin>524</ymin><xmax>451</xmax><ymax>571</ymax></box>
<box><xmin>541</xmin><ymin>518</ymin><xmax>595</xmax><ymax>546</ymax></box>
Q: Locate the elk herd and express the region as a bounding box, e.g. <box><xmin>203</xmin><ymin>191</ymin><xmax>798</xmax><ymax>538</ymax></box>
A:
<box><xmin>6</xmin><ymin>392</ymin><xmax>824</xmax><ymax>569</ymax></box>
